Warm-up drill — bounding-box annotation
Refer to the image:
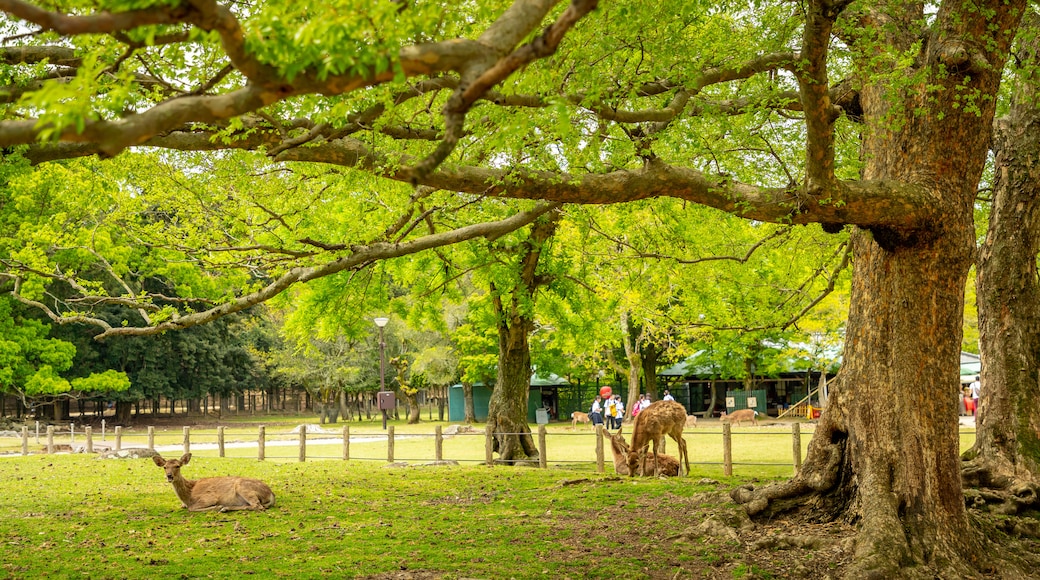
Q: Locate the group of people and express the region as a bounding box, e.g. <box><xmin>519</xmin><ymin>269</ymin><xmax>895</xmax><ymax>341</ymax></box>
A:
<box><xmin>590</xmin><ymin>390</ymin><xmax>674</xmax><ymax>429</ymax></box>
<box><xmin>589</xmin><ymin>394</ymin><xmax>624</xmax><ymax>429</ymax></box>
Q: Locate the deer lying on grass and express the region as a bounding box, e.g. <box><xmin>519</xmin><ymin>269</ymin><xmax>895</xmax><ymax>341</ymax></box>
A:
<box><xmin>721</xmin><ymin>408</ymin><xmax>759</xmax><ymax>427</ymax></box>
<box><xmin>627</xmin><ymin>400</ymin><xmax>690</xmax><ymax>477</ymax></box>
<box><xmin>571</xmin><ymin>411</ymin><xmax>591</xmax><ymax>430</ymax></box>
<box><xmin>609</xmin><ymin>429</ymin><xmax>679</xmax><ymax>476</ymax></box>
<box><xmin>153</xmin><ymin>453</ymin><xmax>275</xmax><ymax>512</ymax></box>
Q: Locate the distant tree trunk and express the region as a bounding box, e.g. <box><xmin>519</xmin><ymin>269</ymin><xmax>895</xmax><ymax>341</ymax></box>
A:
<box><xmin>462</xmin><ymin>381</ymin><xmax>476</xmax><ymax>423</ymax></box>
<box><xmin>963</xmin><ymin>21</ymin><xmax>1040</xmax><ymax>510</ymax></box>
<box><xmin>641</xmin><ymin>341</ymin><xmax>660</xmax><ymax>400</ymax></box>
<box><xmin>620</xmin><ymin>310</ymin><xmax>641</xmax><ymax>419</ymax></box>
<box><xmin>338</xmin><ymin>390</ymin><xmax>349</xmax><ymax>421</ymax></box>
<box><xmin>485</xmin><ymin>214</ymin><xmax>558</xmax><ymax>464</ymax></box>
<box><xmin>114</xmin><ymin>401</ymin><xmax>132</xmax><ymax>425</ymax></box>
<box><xmin>404</xmin><ymin>391</ymin><xmax>421</xmax><ymax>424</ymax></box>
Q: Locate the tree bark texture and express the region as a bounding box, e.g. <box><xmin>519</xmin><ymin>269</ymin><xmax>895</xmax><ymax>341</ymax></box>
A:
<box><xmin>734</xmin><ymin>4</ymin><xmax>1021</xmax><ymax>576</ymax></box>
<box><xmin>963</xmin><ymin>17</ymin><xmax>1040</xmax><ymax>512</ymax></box>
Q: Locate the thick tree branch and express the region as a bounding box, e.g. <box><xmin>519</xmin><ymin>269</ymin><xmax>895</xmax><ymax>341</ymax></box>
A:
<box><xmin>275</xmin><ymin>138</ymin><xmax>934</xmax><ymax>229</ymax></box>
<box><xmin>798</xmin><ymin>0</ymin><xmax>849</xmax><ymax>190</ymax></box>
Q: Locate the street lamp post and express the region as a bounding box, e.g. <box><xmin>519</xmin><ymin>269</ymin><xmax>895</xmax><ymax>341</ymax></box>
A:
<box><xmin>374</xmin><ymin>317</ymin><xmax>390</xmax><ymax>430</ymax></box>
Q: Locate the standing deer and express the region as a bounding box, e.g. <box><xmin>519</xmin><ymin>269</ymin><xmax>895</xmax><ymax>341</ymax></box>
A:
<box><xmin>571</xmin><ymin>411</ymin><xmax>592</xmax><ymax>430</ymax></box>
<box><xmin>153</xmin><ymin>453</ymin><xmax>275</xmax><ymax>512</ymax></box>
<box><xmin>721</xmin><ymin>408</ymin><xmax>759</xmax><ymax>427</ymax></box>
<box><xmin>626</xmin><ymin>400</ymin><xmax>690</xmax><ymax>477</ymax></box>
<box><xmin>609</xmin><ymin>429</ymin><xmax>679</xmax><ymax>476</ymax></box>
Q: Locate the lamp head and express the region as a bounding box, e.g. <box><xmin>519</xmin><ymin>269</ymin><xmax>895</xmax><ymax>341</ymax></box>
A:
<box><xmin>374</xmin><ymin>317</ymin><xmax>390</xmax><ymax>328</ymax></box>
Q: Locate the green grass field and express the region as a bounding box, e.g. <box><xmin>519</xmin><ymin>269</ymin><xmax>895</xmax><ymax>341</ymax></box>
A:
<box><xmin>0</xmin><ymin>415</ymin><xmax>981</xmax><ymax>578</ymax></box>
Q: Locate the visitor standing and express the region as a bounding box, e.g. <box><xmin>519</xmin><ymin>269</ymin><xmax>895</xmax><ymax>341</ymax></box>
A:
<box><xmin>590</xmin><ymin>396</ymin><xmax>604</xmax><ymax>427</ymax></box>
<box><xmin>663</xmin><ymin>390</ymin><xmax>674</xmax><ymax>401</ymax></box>
<box><xmin>970</xmin><ymin>376</ymin><xmax>981</xmax><ymax>417</ymax></box>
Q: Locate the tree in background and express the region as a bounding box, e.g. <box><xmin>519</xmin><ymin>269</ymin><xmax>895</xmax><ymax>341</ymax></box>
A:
<box><xmin>963</xmin><ymin>21</ymin><xmax>1040</xmax><ymax>514</ymax></box>
<box><xmin>0</xmin><ymin>297</ymin><xmax>130</xmax><ymax>419</ymax></box>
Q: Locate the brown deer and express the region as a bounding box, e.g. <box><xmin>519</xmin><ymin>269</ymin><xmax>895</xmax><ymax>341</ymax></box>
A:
<box><xmin>153</xmin><ymin>453</ymin><xmax>275</xmax><ymax>512</ymax></box>
<box><xmin>626</xmin><ymin>400</ymin><xmax>690</xmax><ymax>477</ymax></box>
<box><xmin>571</xmin><ymin>411</ymin><xmax>591</xmax><ymax>430</ymax></box>
<box><xmin>609</xmin><ymin>429</ymin><xmax>679</xmax><ymax>476</ymax></box>
<box><xmin>721</xmin><ymin>408</ymin><xmax>759</xmax><ymax>426</ymax></box>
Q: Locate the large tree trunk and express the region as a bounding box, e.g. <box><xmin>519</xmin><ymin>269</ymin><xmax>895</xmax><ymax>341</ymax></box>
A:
<box><xmin>733</xmin><ymin>5</ymin><xmax>1018</xmax><ymax>576</ymax></box>
<box><xmin>962</xmin><ymin>19</ymin><xmax>1040</xmax><ymax>511</ymax></box>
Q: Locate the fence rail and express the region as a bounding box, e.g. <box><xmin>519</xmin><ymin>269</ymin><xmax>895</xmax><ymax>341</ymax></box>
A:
<box><xmin>1</xmin><ymin>422</ymin><xmax>979</xmax><ymax>477</ymax></box>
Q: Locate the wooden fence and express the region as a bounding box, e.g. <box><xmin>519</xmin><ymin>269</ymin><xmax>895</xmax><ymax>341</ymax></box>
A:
<box><xmin>0</xmin><ymin>422</ymin><xmax>873</xmax><ymax>476</ymax></box>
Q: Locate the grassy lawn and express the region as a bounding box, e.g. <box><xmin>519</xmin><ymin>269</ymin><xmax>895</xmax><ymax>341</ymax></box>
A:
<box><xmin>0</xmin><ymin>415</ymin><xmax>983</xmax><ymax>579</ymax></box>
<box><xmin>2</xmin><ymin>453</ymin><xmax>754</xmax><ymax>579</ymax></box>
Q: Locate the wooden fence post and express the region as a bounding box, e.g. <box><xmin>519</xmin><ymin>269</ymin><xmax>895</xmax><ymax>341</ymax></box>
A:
<box><xmin>595</xmin><ymin>425</ymin><xmax>604</xmax><ymax>473</ymax></box>
<box><xmin>147</xmin><ymin>426</ymin><xmax>155</xmax><ymax>451</ymax></box>
<box><xmin>298</xmin><ymin>425</ymin><xmax>306</xmax><ymax>462</ymax></box>
<box><xmin>116</xmin><ymin>426</ymin><xmax>125</xmax><ymax>451</ymax></box>
<box><xmin>183</xmin><ymin>426</ymin><xmax>190</xmax><ymax>455</ymax></box>
<box><xmin>258</xmin><ymin>425</ymin><xmax>266</xmax><ymax>461</ymax></box>
<box><xmin>538</xmin><ymin>425</ymin><xmax>547</xmax><ymax>469</ymax></box>
<box><xmin>217</xmin><ymin>426</ymin><xmax>225</xmax><ymax>458</ymax></box>
<box><xmin>21</xmin><ymin>426</ymin><xmax>27</xmax><ymax>455</ymax></box>
<box><xmin>387</xmin><ymin>426</ymin><xmax>395</xmax><ymax>463</ymax></box>
<box><xmin>723</xmin><ymin>423</ymin><xmax>733</xmax><ymax>477</ymax></box>
<box><xmin>85</xmin><ymin>426</ymin><xmax>93</xmax><ymax>453</ymax></box>
<box><xmin>47</xmin><ymin>425</ymin><xmax>54</xmax><ymax>454</ymax></box>
<box><xmin>343</xmin><ymin>425</ymin><xmax>350</xmax><ymax>461</ymax></box>
<box><xmin>485</xmin><ymin>427</ymin><xmax>494</xmax><ymax>466</ymax></box>
<box><xmin>435</xmin><ymin>425</ymin><xmax>443</xmax><ymax>461</ymax></box>
<box><xmin>792</xmin><ymin>422</ymin><xmax>802</xmax><ymax>473</ymax></box>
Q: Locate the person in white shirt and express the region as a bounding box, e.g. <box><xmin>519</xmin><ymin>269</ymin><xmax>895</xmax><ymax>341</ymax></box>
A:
<box><xmin>605</xmin><ymin>396</ymin><xmax>619</xmax><ymax>429</ymax></box>
<box><xmin>590</xmin><ymin>396</ymin><xmax>604</xmax><ymax>426</ymax></box>
<box><xmin>640</xmin><ymin>395</ymin><xmax>652</xmax><ymax>413</ymax></box>
<box><xmin>613</xmin><ymin>395</ymin><xmax>625</xmax><ymax>427</ymax></box>
<box><xmin>969</xmin><ymin>376</ymin><xmax>981</xmax><ymax>417</ymax></box>
<box><xmin>662</xmin><ymin>390</ymin><xmax>674</xmax><ymax>401</ymax></box>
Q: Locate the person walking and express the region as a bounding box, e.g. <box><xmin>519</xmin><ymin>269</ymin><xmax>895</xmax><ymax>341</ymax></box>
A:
<box><xmin>590</xmin><ymin>396</ymin><xmax>604</xmax><ymax>427</ymax></box>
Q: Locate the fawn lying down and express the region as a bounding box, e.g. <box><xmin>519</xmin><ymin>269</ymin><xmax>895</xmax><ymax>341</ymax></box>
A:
<box><xmin>153</xmin><ymin>453</ymin><xmax>275</xmax><ymax>512</ymax></box>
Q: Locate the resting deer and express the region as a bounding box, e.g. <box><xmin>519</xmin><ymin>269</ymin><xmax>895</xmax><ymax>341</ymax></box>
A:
<box><xmin>609</xmin><ymin>429</ymin><xmax>679</xmax><ymax>476</ymax></box>
<box><xmin>153</xmin><ymin>453</ymin><xmax>275</xmax><ymax>512</ymax></box>
<box><xmin>626</xmin><ymin>400</ymin><xmax>690</xmax><ymax>477</ymax></box>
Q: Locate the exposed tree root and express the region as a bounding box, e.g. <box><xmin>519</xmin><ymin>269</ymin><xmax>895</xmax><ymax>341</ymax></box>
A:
<box><xmin>962</xmin><ymin>455</ymin><xmax>1040</xmax><ymax>516</ymax></box>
